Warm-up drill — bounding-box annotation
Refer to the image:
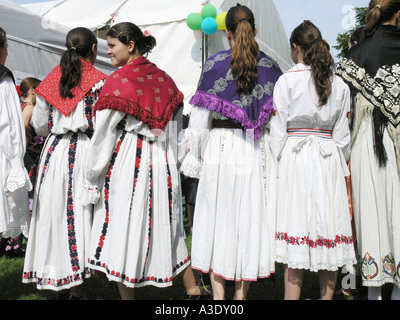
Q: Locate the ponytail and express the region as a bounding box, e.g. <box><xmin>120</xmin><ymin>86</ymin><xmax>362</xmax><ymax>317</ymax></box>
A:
<box><xmin>59</xmin><ymin>27</ymin><xmax>97</xmax><ymax>99</ymax></box>
<box><xmin>290</xmin><ymin>21</ymin><xmax>334</xmax><ymax>107</ymax></box>
<box><xmin>60</xmin><ymin>48</ymin><xmax>82</xmax><ymax>99</ymax></box>
<box><xmin>365</xmin><ymin>0</ymin><xmax>400</xmax><ymax>37</ymax></box>
<box><xmin>226</xmin><ymin>4</ymin><xmax>259</xmax><ymax>96</ymax></box>
<box><xmin>303</xmin><ymin>38</ymin><xmax>334</xmax><ymax>107</ymax></box>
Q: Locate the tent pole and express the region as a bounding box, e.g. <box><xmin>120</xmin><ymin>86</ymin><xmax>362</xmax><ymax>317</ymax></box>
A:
<box><xmin>202</xmin><ymin>32</ymin><xmax>209</xmax><ymax>66</ymax></box>
<box><xmin>202</xmin><ymin>32</ymin><xmax>205</xmax><ymax>66</ymax></box>
<box><xmin>205</xmin><ymin>34</ymin><xmax>209</xmax><ymax>61</ymax></box>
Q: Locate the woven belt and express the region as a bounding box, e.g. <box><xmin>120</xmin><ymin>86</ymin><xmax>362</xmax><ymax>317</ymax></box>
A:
<box><xmin>212</xmin><ymin>119</ymin><xmax>242</xmax><ymax>129</ymax></box>
<box><xmin>287</xmin><ymin>127</ymin><xmax>332</xmax><ymax>139</ymax></box>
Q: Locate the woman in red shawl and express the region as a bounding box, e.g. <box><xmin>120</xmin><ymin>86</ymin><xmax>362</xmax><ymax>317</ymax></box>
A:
<box><xmin>82</xmin><ymin>22</ymin><xmax>192</xmax><ymax>300</ymax></box>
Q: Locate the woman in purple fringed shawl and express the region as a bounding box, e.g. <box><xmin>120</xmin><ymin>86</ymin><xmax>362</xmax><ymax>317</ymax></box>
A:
<box><xmin>180</xmin><ymin>4</ymin><xmax>282</xmax><ymax>300</ymax></box>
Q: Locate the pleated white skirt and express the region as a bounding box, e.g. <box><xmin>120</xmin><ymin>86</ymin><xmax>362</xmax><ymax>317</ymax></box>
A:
<box><xmin>191</xmin><ymin>128</ymin><xmax>277</xmax><ymax>281</ymax></box>
<box><xmin>351</xmin><ymin>113</ymin><xmax>400</xmax><ymax>288</ymax></box>
<box><xmin>87</xmin><ymin>130</ymin><xmax>190</xmax><ymax>288</ymax></box>
<box><xmin>275</xmin><ymin>134</ymin><xmax>356</xmax><ymax>272</ymax></box>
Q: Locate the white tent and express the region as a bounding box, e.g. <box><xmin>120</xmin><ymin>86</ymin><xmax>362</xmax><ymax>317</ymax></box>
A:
<box><xmin>0</xmin><ymin>0</ymin><xmax>115</xmax><ymax>84</ymax></box>
<box><xmin>23</xmin><ymin>0</ymin><xmax>292</xmax><ymax>114</ymax></box>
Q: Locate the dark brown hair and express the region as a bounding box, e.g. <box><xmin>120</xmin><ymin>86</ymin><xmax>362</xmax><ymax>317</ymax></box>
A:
<box><xmin>20</xmin><ymin>77</ymin><xmax>41</xmax><ymax>105</ymax></box>
<box><xmin>364</xmin><ymin>0</ymin><xmax>400</xmax><ymax>37</ymax></box>
<box><xmin>290</xmin><ymin>21</ymin><xmax>334</xmax><ymax>107</ymax></box>
<box><xmin>107</xmin><ymin>22</ymin><xmax>156</xmax><ymax>57</ymax></box>
<box><xmin>350</xmin><ymin>26</ymin><xmax>365</xmax><ymax>46</ymax></box>
<box><xmin>0</xmin><ymin>27</ymin><xmax>6</xmax><ymax>63</ymax></box>
<box><xmin>59</xmin><ymin>27</ymin><xmax>98</xmax><ymax>99</ymax></box>
<box><xmin>0</xmin><ymin>27</ymin><xmax>6</xmax><ymax>49</ymax></box>
<box><xmin>225</xmin><ymin>4</ymin><xmax>259</xmax><ymax>96</ymax></box>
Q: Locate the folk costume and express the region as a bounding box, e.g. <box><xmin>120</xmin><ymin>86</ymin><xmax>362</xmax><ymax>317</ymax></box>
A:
<box><xmin>270</xmin><ymin>63</ymin><xmax>357</xmax><ymax>273</ymax></box>
<box><xmin>336</xmin><ymin>25</ymin><xmax>400</xmax><ymax>288</ymax></box>
<box><xmin>0</xmin><ymin>65</ymin><xmax>31</xmax><ymax>239</ymax></box>
<box><xmin>181</xmin><ymin>49</ymin><xmax>282</xmax><ymax>281</ymax></box>
<box><xmin>22</xmin><ymin>60</ymin><xmax>107</xmax><ymax>290</ymax></box>
<box><xmin>83</xmin><ymin>56</ymin><xmax>190</xmax><ymax>288</ymax></box>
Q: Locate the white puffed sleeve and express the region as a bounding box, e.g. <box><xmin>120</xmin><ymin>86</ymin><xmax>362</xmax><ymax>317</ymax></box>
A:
<box><xmin>81</xmin><ymin>109</ymin><xmax>125</xmax><ymax>205</ymax></box>
<box><xmin>30</xmin><ymin>94</ymin><xmax>50</xmax><ymax>137</ymax></box>
<box><xmin>332</xmin><ymin>80</ymin><xmax>351</xmax><ymax>162</ymax></box>
<box><xmin>180</xmin><ymin>106</ymin><xmax>213</xmax><ymax>178</ymax></box>
<box><xmin>269</xmin><ymin>77</ymin><xmax>289</xmax><ymax>174</ymax></box>
<box><xmin>0</xmin><ymin>76</ymin><xmax>32</xmax><ymax>192</ymax></box>
<box><xmin>331</xmin><ymin>79</ymin><xmax>351</xmax><ymax>176</ymax></box>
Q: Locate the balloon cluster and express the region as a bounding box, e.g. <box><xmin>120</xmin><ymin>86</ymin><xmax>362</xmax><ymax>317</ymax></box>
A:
<box><xmin>186</xmin><ymin>4</ymin><xmax>227</xmax><ymax>35</ymax></box>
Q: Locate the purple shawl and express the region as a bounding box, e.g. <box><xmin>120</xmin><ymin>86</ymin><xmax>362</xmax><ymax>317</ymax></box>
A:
<box><xmin>190</xmin><ymin>49</ymin><xmax>282</xmax><ymax>140</ymax></box>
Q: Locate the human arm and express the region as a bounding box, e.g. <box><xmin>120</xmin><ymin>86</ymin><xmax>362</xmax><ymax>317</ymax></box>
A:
<box><xmin>269</xmin><ymin>77</ymin><xmax>289</xmax><ymax>174</ymax></box>
<box><xmin>332</xmin><ymin>80</ymin><xmax>351</xmax><ymax>176</ymax></box>
<box><xmin>22</xmin><ymin>103</ymin><xmax>33</xmax><ymax>145</ymax></box>
<box><xmin>81</xmin><ymin>108</ymin><xmax>126</xmax><ymax>204</ymax></box>
<box><xmin>0</xmin><ymin>76</ymin><xmax>31</xmax><ymax>192</ymax></box>
<box><xmin>180</xmin><ymin>106</ymin><xmax>213</xmax><ymax>178</ymax></box>
<box><xmin>30</xmin><ymin>95</ymin><xmax>50</xmax><ymax>137</ymax></box>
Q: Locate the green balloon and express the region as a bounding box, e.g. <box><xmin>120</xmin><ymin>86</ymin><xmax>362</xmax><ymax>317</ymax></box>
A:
<box><xmin>201</xmin><ymin>4</ymin><xmax>217</xmax><ymax>19</ymax></box>
<box><xmin>186</xmin><ymin>13</ymin><xmax>203</xmax><ymax>31</ymax></box>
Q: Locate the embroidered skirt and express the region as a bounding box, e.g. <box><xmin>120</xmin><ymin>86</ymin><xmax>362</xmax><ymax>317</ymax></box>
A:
<box><xmin>351</xmin><ymin>112</ymin><xmax>400</xmax><ymax>288</ymax></box>
<box><xmin>275</xmin><ymin>130</ymin><xmax>356</xmax><ymax>272</ymax></box>
<box><xmin>87</xmin><ymin>130</ymin><xmax>190</xmax><ymax>288</ymax></box>
<box><xmin>23</xmin><ymin>131</ymin><xmax>93</xmax><ymax>290</ymax></box>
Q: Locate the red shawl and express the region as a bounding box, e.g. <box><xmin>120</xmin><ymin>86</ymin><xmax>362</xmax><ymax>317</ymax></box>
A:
<box><xmin>94</xmin><ymin>56</ymin><xmax>184</xmax><ymax>131</ymax></box>
<box><xmin>35</xmin><ymin>59</ymin><xmax>108</xmax><ymax>116</ymax></box>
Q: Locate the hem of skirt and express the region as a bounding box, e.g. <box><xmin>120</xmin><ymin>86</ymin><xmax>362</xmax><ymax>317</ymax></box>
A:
<box><xmin>88</xmin><ymin>260</ymin><xmax>191</xmax><ymax>289</ymax></box>
<box><xmin>275</xmin><ymin>256</ymin><xmax>357</xmax><ymax>272</ymax></box>
<box><xmin>1</xmin><ymin>227</ymin><xmax>29</xmax><ymax>239</ymax></box>
<box><xmin>22</xmin><ymin>276</ymin><xmax>88</xmax><ymax>291</ymax></box>
<box><xmin>191</xmin><ymin>266</ymin><xmax>275</xmax><ymax>282</ymax></box>
<box><xmin>361</xmin><ymin>278</ymin><xmax>400</xmax><ymax>288</ymax></box>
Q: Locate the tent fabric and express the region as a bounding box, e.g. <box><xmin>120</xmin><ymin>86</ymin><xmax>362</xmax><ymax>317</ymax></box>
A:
<box><xmin>0</xmin><ymin>0</ymin><xmax>115</xmax><ymax>84</ymax></box>
<box><xmin>22</xmin><ymin>0</ymin><xmax>292</xmax><ymax>114</ymax></box>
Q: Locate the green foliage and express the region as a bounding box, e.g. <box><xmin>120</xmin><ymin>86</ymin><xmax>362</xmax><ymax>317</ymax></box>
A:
<box><xmin>334</xmin><ymin>7</ymin><xmax>368</xmax><ymax>59</ymax></box>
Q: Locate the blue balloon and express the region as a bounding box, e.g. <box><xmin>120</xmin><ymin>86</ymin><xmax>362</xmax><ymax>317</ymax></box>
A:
<box><xmin>201</xmin><ymin>17</ymin><xmax>218</xmax><ymax>35</ymax></box>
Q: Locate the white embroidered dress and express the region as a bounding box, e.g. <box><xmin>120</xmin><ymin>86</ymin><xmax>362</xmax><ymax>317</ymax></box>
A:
<box><xmin>83</xmin><ymin>109</ymin><xmax>190</xmax><ymax>288</ymax></box>
<box><xmin>22</xmin><ymin>81</ymin><xmax>104</xmax><ymax>290</ymax></box>
<box><xmin>181</xmin><ymin>108</ymin><xmax>277</xmax><ymax>281</ymax></box>
<box><xmin>0</xmin><ymin>75</ymin><xmax>31</xmax><ymax>238</ymax></box>
<box><xmin>269</xmin><ymin>64</ymin><xmax>357</xmax><ymax>272</ymax></box>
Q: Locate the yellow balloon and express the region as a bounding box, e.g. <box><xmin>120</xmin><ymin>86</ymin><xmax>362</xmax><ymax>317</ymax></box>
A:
<box><xmin>216</xmin><ymin>12</ymin><xmax>227</xmax><ymax>30</ymax></box>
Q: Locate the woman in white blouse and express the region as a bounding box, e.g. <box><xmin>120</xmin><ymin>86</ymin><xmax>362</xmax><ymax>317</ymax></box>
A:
<box><xmin>22</xmin><ymin>27</ymin><xmax>107</xmax><ymax>299</ymax></box>
<box><xmin>269</xmin><ymin>21</ymin><xmax>356</xmax><ymax>300</ymax></box>
<box><xmin>82</xmin><ymin>22</ymin><xmax>190</xmax><ymax>300</ymax></box>
<box><xmin>0</xmin><ymin>27</ymin><xmax>31</xmax><ymax>242</ymax></box>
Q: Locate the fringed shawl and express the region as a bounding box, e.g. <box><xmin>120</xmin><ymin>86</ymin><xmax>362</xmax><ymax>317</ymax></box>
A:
<box><xmin>336</xmin><ymin>25</ymin><xmax>400</xmax><ymax>171</ymax></box>
<box><xmin>190</xmin><ymin>49</ymin><xmax>282</xmax><ymax>140</ymax></box>
<box><xmin>35</xmin><ymin>59</ymin><xmax>107</xmax><ymax>116</ymax></box>
<box><xmin>94</xmin><ymin>56</ymin><xmax>184</xmax><ymax>131</ymax></box>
